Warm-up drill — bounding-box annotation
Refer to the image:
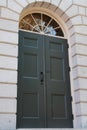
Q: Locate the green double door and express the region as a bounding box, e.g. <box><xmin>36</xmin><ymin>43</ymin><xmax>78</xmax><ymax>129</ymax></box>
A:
<box><xmin>17</xmin><ymin>31</ymin><xmax>73</xmax><ymax>128</ymax></box>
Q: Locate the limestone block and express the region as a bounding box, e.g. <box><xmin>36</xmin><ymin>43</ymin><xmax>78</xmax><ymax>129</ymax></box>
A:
<box><xmin>74</xmin><ymin>91</ymin><xmax>80</xmax><ymax>103</ymax></box>
<box><xmin>16</xmin><ymin>0</ymin><xmax>28</xmax><ymax>7</ymax></box>
<box><xmin>61</xmin><ymin>13</ymin><xmax>68</xmax><ymax>22</ymax></box>
<box><xmin>51</xmin><ymin>0</ymin><xmax>61</xmax><ymax>6</ymax></box>
<box><xmin>70</xmin><ymin>16</ymin><xmax>82</xmax><ymax>25</ymax></box>
<box><xmin>0</xmin><ymin>0</ymin><xmax>6</xmax><ymax>6</ymax></box>
<box><xmin>78</xmin><ymin>65</ymin><xmax>87</xmax><ymax>76</ymax></box>
<box><xmin>1</xmin><ymin>8</ymin><xmax>19</xmax><ymax>21</ymax></box>
<box><xmin>7</xmin><ymin>0</ymin><xmax>23</xmax><ymax>13</ymax></box>
<box><xmin>75</xmin><ymin>90</ymin><xmax>87</xmax><ymax>103</ymax></box>
<box><xmin>27</xmin><ymin>0</ymin><xmax>35</xmax><ymax>3</ymax></box>
<box><xmin>59</xmin><ymin>0</ymin><xmax>72</xmax><ymax>12</ymax></box>
<box><xmin>70</xmin><ymin>32</ymin><xmax>76</xmax><ymax>46</ymax></box>
<box><xmin>73</xmin><ymin>66</ymin><xmax>87</xmax><ymax>79</ymax></box>
<box><xmin>0</xmin><ymin>99</ymin><xmax>16</xmax><ymax>113</ymax></box>
<box><xmin>0</xmin><ymin>114</ymin><xmax>16</xmax><ymax>130</ymax></box>
<box><xmin>82</xmin><ymin>16</ymin><xmax>87</xmax><ymax>25</ymax></box>
<box><xmin>72</xmin><ymin>67</ymin><xmax>78</xmax><ymax>79</ymax></box>
<box><xmin>0</xmin><ymin>43</ymin><xmax>18</xmax><ymax>57</ymax></box>
<box><xmin>0</xmin><ymin>19</ymin><xmax>18</xmax><ymax>32</ymax></box>
<box><xmin>0</xmin><ymin>84</ymin><xmax>17</xmax><ymax>98</ymax></box>
<box><xmin>74</xmin><ymin>26</ymin><xmax>87</xmax><ymax>35</ymax></box>
<box><xmin>75</xmin><ymin>103</ymin><xmax>81</xmax><ymax>116</ymax></box>
<box><xmin>70</xmin><ymin>25</ymin><xmax>87</xmax><ymax>36</ymax></box>
<box><xmin>36</xmin><ymin>0</ymin><xmax>43</xmax><ymax>1</ymax></box>
<box><xmin>66</xmin><ymin>19</ymin><xmax>72</xmax><ymax>29</ymax></box>
<box><xmin>75</xmin><ymin>116</ymin><xmax>87</xmax><ymax>128</ymax></box>
<box><xmin>0</xmin><ymin>31</ymin><xmax>18</xmax><ymax>44</ymax></box>
<box><xmin>66</xmin><ymin>5</ymin><xmax>78</xmax><ymax>18</ymax></box>
<box><xmin>81</xmin><ymin>116</ymin><xmax>87</xmax><ymax>128</ymax></box>
<box><xmin>70</xmin><ymin>34</ymin><xmax>87</xmax><ymax>46</ymax></box>
<box><xmin>81</xmin><ymin>103</ymin><xmax>87</xmax><ymax>115</ymax></box>
<box><xmin>43</xmin><ymin>0</ymin><xmax>51</xmax><ymax>2</ymax></box>
<box><xmin>73</xmin><ymin>0</ymin><xmax>87</xmax><ymax>7</ymax></box>
<box><xmin>74</xmin><ymin>78</ymin><xmax>87</xmax><ymax>90</ymax></box>
<box><xmin>72</xmin><ymin>44</ymin><xmax>87</xmax><ymax>56</ymax></box>
<box><xmin>41</xmin><ymin>2</ymin><xmax>50</xmax><ymax>8</ymax></box>
<box><xmin>0</xmin><ymin>56</ymin><xmax>17</xmax><ymax>70</ymax></box>
<box><xmin>48</xmin><ymin>4</ymin><xmax>57</xmax><ymax>12</ymax></box>
<box><xmin>75</xmin><ymin>116</ymin><xmax>82</xmax><ymax>128</ymax></box>
<box><xmin>32</xmin><ymin>2</ymin><xmax>42</xmax><ymax>7</ymax></box>
<box><xmin>72</xmin><ymin>55</ymin><xmax>87</xmax><ymax>67</ymax></box>
<box><xmin>72</xmin><ymin>56</ymin><xmax>77</xmax><ymax>67</ymax></box>
<box><xmin>55</xmin><ymin>7</ymin><xmax>63</xmax><ymax>16</ymax></box>
<box><xmin>79</xmin><ymin>6</ymin><xmax>86</xmax><ymax>15</ymax></box>
<box><xmin>69</xmin><ymin>27</ymin><xmax>75</xmax><ymax>36</ymax></box>
<box><xmin>0</xmin><ymin>70</ymin><xmax>17</xmax><ymax>83</ymax></box>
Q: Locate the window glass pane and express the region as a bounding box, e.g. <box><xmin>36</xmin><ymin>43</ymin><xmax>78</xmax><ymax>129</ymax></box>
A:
<box><xmin>19</xmin><ymin>13</ymin><xmax>64</xmax><ymax>37</ymax></box>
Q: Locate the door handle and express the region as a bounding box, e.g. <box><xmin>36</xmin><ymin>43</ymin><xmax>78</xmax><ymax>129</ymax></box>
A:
<box><xmin>40</xmin><ymin>72</ymin><xmax>44</xmax><ymax>85</ymax></box>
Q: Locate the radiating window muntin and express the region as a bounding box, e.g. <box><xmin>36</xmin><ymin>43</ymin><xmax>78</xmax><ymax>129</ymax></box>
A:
<box><xmin>19</xmin><ymin>13</ymin><xmax>64</xmax><ymax>37</ymax></box>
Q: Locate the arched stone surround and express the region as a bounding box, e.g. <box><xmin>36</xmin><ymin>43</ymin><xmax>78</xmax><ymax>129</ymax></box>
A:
<box><xmin>0</xmin><ymin>0</ymin><xmax>87</xmax><ymax>129</ymax></box>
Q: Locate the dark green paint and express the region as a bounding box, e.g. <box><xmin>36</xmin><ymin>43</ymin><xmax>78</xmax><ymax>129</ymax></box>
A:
<box><xmin>17</xmin><ymin>31</ymin><xmax>73</xmax><ymax>128</ymax></box>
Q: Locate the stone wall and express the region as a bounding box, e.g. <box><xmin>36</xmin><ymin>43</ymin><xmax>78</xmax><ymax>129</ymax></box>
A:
<box><xmin>0</xmin><ymin>0</ymin><xmax>87</xmax><ymax>129</ymax></box>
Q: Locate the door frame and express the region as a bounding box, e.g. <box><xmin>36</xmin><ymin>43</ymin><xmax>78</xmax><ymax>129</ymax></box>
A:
<box><xmin>17</xmin><ymin>30</ymin><xmax>73</xmax><ymax>128</ymax></box>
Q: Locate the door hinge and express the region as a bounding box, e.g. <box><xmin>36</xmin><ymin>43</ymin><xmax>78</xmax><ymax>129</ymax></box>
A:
<box><xmin>70</xmin><ymin>96</ymin><xmax>73</xmax><ymax>102</ymax></box>
<box><xmin>68</xmin><ymin>67</ymin><xmax>71</xmax><ymax>71</ymax></box>
<box><xmin>67</xmin><ymin>43</ymin><xmax>69</xmax><ymax>48</ymax></box>
<box><xmin>72</xmin><ymin>114</ymin><xmax>74</xmax><ymax>120</ymax></box>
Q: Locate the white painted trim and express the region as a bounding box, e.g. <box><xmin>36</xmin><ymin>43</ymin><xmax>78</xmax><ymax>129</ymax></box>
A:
<box><xmin>19</xmin><ymin>29</ymin><xmax>67</xmax><ymax>39</ymax></box>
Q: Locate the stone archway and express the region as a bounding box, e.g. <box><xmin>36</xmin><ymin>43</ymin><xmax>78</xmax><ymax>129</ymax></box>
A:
<box><xmin>19</xmin><ymin>2</ymin><xmax>70</xmax><ymax>38</ymax></box>
<box><xmin>17</xmin><ymin>3</ymin><xmax>73</xmax><ymax>127</ymax></box>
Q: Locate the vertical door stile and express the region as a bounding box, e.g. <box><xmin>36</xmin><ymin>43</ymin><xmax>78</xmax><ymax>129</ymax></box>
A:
<box><xmin>43</xmin><ymin>35</ymin><xmax>46</xmax><ymax>127</ymax></box>
<box><xmin>17</xmin><ymin>31</ymin><xmax>44</xmax><ymax>128</ymax></box>
<box><xmin>44</xmin><ymin>35</ymin><xmax>73</xmax><ymax>128</ymax></box>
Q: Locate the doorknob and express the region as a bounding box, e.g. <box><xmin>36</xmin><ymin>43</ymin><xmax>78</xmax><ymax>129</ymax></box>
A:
<box><xmin>40</xmin><ymin>72</ymin><xmax>44</xmax><ymax>85</ymax></box>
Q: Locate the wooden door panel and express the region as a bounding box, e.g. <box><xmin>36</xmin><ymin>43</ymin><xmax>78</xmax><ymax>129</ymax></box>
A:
<box><xmin>17</xmin><ymin>31</ymin><xmax>73</xmax><ymax>128</ymax></box>
<box><xmin>45</xmin><ymin>35</ymin><xmax>73</xmax><ymax>128</ymax></box>
<box><xmin>23</xmin><ymin>53</ymin><xmax>38</xmax><ymax>77</ymax></box>
<box><xmin>50</xmin><ymin>57</ymin><xmax>64</xmax><ymax>80</ymax></box>
<box><xmin>22</xmin><ymin>93</ymin><xmax>39</xmax><ymax>117</ymax></box>
<box><xmin>17</xmin><ymin>31</ymin><xmax>44</xmax><ymax>128</ymax></box>
<box><xmin>51</xmin><ymin>93</ymin><xmax>66</xmax><ymax>118</ymax></box>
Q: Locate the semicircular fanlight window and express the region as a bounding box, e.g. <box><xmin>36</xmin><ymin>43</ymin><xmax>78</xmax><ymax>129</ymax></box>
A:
<box><xmin>19</xmin><ymin>13</ymin><xmax>64</xmax><ymax>37</ymax></box>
